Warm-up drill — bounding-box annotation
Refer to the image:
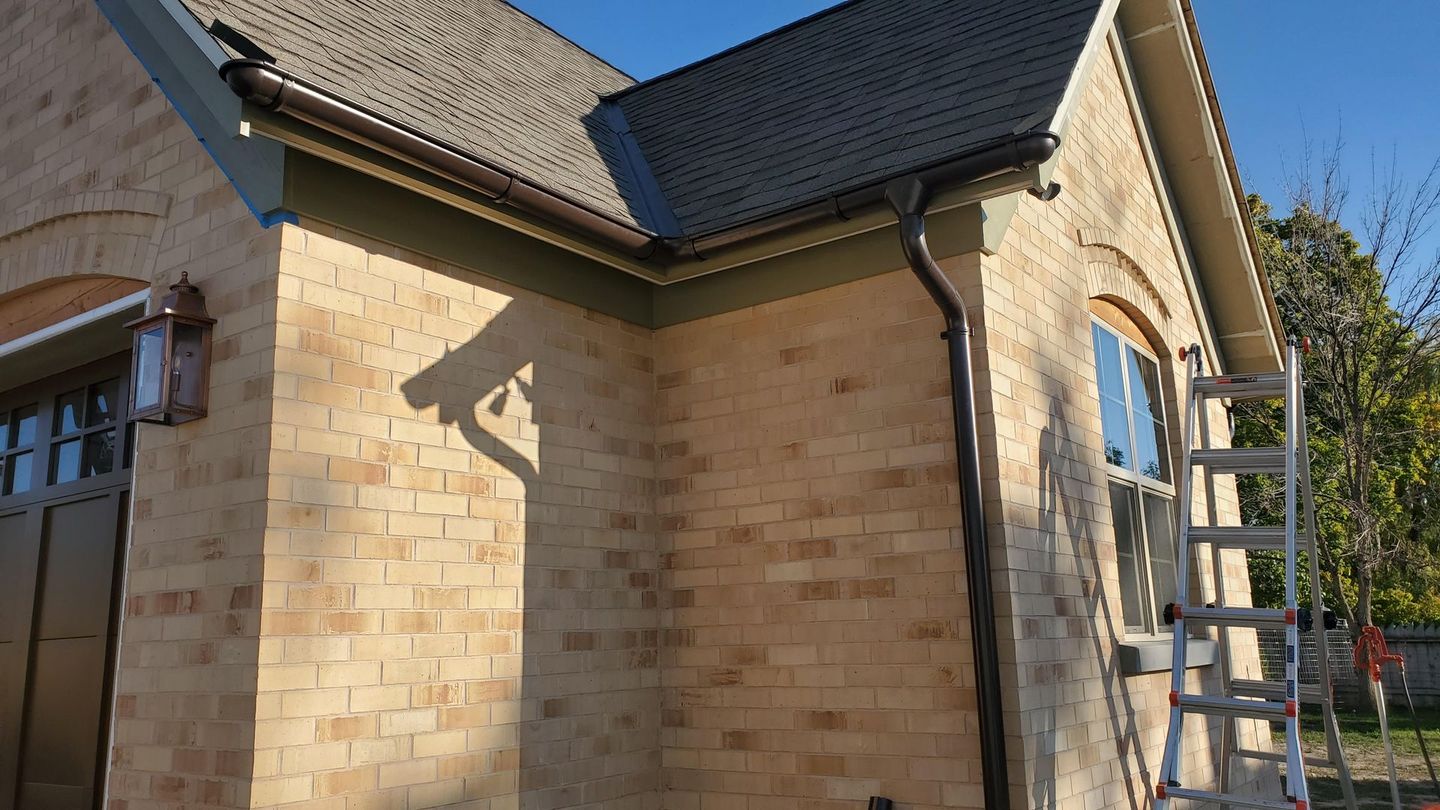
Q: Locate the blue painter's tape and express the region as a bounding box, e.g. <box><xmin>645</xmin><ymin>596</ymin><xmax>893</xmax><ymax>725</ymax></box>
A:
<box><xmin>93</xmin><ymin>1</ymin><xmax>289</xmax><ymax>229</ymax></box>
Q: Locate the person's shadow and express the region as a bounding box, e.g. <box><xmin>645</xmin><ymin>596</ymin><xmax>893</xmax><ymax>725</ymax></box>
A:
<box><xmin>401</xmin><ymin>298</ymin><xmax>659</xmax><ymax>808</ymax></box>
<box><xmin>1032</xmin><ymin>380</ymin><xmax>1150</xmax><ymax>810</ymax></box>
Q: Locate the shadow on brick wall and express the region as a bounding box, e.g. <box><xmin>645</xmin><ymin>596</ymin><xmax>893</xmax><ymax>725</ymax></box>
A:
<box><xmin>1035</xmin><ymin>386</ymin><xmax>1151</xmax><ymax>810</ymax></box>
<box><xmin>401</xmin><ymin>298</ymin><xmax>658</xmax><ymax>808</ymax></box>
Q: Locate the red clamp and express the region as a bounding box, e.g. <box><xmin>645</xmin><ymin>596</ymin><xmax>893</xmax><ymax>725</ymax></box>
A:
<box><xmin>1353</xmin><ymin>625</ymin><xmax>1404</xmax><ymax>683</ymax></box>
<box><xmin>1169</xmin><ymin>690</ymin><xmax>1180</xmax><ymax>707</ymax></box>
<box><xmin>1284</xmin><ymin>608</ymin><xmax>1296</xmax><ymax>626</ymax></box>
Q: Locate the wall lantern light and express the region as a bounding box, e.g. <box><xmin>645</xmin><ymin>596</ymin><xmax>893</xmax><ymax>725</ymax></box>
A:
<box><xmin>125</xmin><ymin>272</ymin><xmax>215</xmax><ymax>425</ymax></box>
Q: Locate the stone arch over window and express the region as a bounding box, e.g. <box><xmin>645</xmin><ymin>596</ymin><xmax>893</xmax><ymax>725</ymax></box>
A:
<box><xmin>1078</xmin><ymin>226</ymin><xmax>1172</xmax><ymax>328</ymax></box>
<box><xmin>0</xmin><ymin>190</ymin><xmax>171</xmax><ymax>298</ymax></box>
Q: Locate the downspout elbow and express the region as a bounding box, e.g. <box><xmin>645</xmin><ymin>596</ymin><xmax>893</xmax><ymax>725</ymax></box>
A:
<box><xmin>885</xmin><ymin>175</ymin><xmax>969</xmax><ymax>333</ymax></box>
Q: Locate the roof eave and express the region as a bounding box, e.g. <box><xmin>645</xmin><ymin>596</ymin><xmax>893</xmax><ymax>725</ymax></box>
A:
<box><xmin>220</xmin><ymin>59</ymin><xmax>1059</xmax><ymax>279</ymax></box>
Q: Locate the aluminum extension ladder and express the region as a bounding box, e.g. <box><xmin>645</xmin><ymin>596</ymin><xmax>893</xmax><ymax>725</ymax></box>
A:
<box><xmin>1154</xmin><ymin>340</ymin><xmax>1356</xmax><ymax>810</ymax></box>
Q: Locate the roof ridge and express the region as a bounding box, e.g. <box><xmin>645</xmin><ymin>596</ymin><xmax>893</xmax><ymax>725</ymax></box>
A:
<box><xmin>502</xmin><ymin>0</ymin><xmax>636</xmax><ymax>85</ymax></box>
<box><xmin>603</xmin><ymin>0</ymin><xmax>862</xmax><ymax>100</ymax></box>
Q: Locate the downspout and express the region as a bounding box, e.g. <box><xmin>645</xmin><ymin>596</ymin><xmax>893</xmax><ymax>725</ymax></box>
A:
<box><xmin>883</xmin><ymin>170</ymin><xmax>1058</xmax><ymax>809</ymax></box>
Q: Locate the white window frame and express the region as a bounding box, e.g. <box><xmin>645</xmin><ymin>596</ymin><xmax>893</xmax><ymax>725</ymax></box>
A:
<box><xmin>1091</xmin><ymin>315</ymin><xmax>1177</xmax><ymax>636</ymax></box>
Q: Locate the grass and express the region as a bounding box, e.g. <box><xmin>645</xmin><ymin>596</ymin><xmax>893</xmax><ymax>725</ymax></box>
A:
<box><xmin>1277</xmin><ymin>704</ymin><xmax>1440</xmax><ymax>808</ymax></box>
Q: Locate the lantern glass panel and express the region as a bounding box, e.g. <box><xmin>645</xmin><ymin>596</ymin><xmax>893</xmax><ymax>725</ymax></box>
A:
<box><xmin>171</xmin><ymin>322</ymin><xmax>207</xmax><ymax>412</ymax></box>
<box><xmin>135</xmin><ymin>325</ymin><xmax>166</xmax><ymax>413</ymax></box>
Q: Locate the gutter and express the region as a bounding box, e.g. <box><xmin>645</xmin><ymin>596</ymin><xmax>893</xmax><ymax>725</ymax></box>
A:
<box><xmin>884</xmin><ymin>172</ymin><xmax>1056</xmax><ymax>810</ymax></box>
<box><xmin>218</xmin><ymin>59</ymin><xmax>1058</xmax><ymax>267</ymax></box>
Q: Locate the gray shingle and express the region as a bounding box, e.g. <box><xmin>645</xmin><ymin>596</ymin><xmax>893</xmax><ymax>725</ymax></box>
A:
<box><xmin>173</xmin><ymin>0</ymin><xmax>1102</xmax><ymax>240</ymax></box>
<box><xmin>615</xmin><ymin>0</ymin><xmax>1101</xmax><ymax>234</ymax></box>
<box><xmin>179</xmin><ymin>0</ymin><xmax>647</xmax><ymax>226</ymax></box>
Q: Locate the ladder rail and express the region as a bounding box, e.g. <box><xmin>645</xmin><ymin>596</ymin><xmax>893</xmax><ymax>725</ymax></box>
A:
<box><xmin>1296</xmin><ymin>362</ymin><xmax>1360</xmax><ymax>807</ymax></box>
<box><xmin>1156</xmin><ymin>346</ymin><xmax>1203</xmax><ymax>794</ymax></box>
<box><xmin>1281</xmin><ymin>343</ymin><xmax>1309</xmax><ymax>804</ymax></box>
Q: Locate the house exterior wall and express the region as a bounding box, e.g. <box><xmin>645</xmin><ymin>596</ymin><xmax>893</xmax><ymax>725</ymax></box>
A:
<box><xmin>653</xmin><ymin>258</ymin><xmax>988</xmax><ymax>810</ymax></box>
<box><xmin>2</xmin><ymin>5</ymin><xmax>1277</xmax><ymax>810</ymax></box>
<box><xmin>1</xmin><ymin>2</ymin><xmax>281</xmax><ymax>808</ymax></box>
<box><xmin>251</xmin><ymin>222</ymin><xmax>660</xmax><ymax>809</ymax></box>
<box><xmin>979</xmin><ymin>37</ymin><xmax>1273</xmax><ymax>809</ymax></box>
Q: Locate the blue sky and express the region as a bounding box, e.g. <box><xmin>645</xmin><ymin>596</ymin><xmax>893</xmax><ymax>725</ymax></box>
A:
<box><xmin>514</xmin><ymin>1</ymin><xmax>1440</xmax><ymax>276</ymax></box>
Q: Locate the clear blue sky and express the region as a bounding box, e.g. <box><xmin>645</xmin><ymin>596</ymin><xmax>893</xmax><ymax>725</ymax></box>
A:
<box><xmin>514</xmin><ymin>0</ymin><xmax>1440</xmax><ymax>275</ymax></box>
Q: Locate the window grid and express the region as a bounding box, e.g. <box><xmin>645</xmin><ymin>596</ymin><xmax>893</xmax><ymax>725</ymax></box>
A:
<box><xmin>1092</xmin><ymin>316</ymin><xmax>1176</xmax><ymax>636</ymax></box>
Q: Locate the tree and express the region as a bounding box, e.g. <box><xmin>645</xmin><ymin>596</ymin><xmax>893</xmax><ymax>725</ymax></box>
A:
<box><xmin>1239</xmin><ymin>146</ymin><xmax>1440</xmax><ymax>638</ymax></box>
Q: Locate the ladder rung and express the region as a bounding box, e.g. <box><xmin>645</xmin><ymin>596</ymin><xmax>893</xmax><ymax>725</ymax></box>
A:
<box><xmin>1193</xmin><ymin>372</ymin><xmax>1288</xmax><ymax>400</ymax></box>
<box><xmin>1160</xmin><ymin>786</ymin><xmax>1299</xmax><ymax>809</ymax></box>
<box><xmin>1177</xmin><ymin>693</ymin><xmax>1289</xmax><ymax>721</ymax></box>
<box><xmin>1192</xmin><ymin>447</ymin><xmax>1288</xmax><ymax>474</ymax></box>
<box><xmin>1230</xmin><ymin>678</ymin><xmax>1326</xmax><ymax>704</ymax></box>
<box><xmin>1179</xmin><ymin>606</ymin><xmax>1288</xmax><ymax>629</ymax></box>
<box><xmin>1234</xmin><ymin>747</ymin><xmax>1336</xmax><ymax>769</ymax></box>
<box><xmin>1187</xmin><ymin>525</ymin><xmax>1288</xmax><ymax>549</ymax></box>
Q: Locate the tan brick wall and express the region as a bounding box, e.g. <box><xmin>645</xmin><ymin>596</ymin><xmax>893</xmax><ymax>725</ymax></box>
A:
<box><xmin>653</xmin><ymin>261</ymin><xmax>988</xmax><ymax>810</ymax></box>
<box><xmin>980</xmin><ymin>38</ymin><xmax>1275</xmax><ymax>808</ymax></box>
<box><xmin>253</xmin><ymin>222</ymin><xmax>660</xmax><ymax>808</ymax></box>
<box><xmin>1</xmin><ymin>2</ymin><xmax>281</xmax><ymax>808</ymax></box>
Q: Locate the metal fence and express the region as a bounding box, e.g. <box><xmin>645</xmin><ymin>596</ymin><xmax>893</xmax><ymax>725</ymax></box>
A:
<box><xmin>1256</xmin><ymin>622</ymin><xmax>1440</xmax><ymax>704</ymax></box>
<box><xmin>1256</xmin><ymin>622</ymin><xmax>1357</xmax><ymax>690</ymax></box>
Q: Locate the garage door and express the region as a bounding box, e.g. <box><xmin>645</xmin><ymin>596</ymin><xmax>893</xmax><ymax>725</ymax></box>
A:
<box><xmin>0</xmin><ymin>353</ymin><xmax>133</xmax><ymax>809</ymax></box>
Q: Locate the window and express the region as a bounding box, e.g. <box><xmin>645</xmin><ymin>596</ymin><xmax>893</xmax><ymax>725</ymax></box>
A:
<box><xmin>0</xmin><ymin>355</ymin><xmax>132</xmax><ymax>505</ymax></box>
<box><xmin>1091</xmin><ymin>316</ymin><xmax>1175</xmax><ymax>634</ymax></box>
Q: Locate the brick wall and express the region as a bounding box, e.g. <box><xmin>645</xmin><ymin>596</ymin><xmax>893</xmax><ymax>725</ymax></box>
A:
<box><xmin>251</xmin><ymin>222</ymin><xmax>660</xmax><ymax>808</ymax></box>
<box><xmin>653</xmin><ymin>260</ymin><xmax>987</xmax><ymax>809</ymax></box>
<box><xmin>1</xmin><ymin>1</ymin><xmax>280</xmax><ymax>807</ymax></box>
<box><xmin>979</xmin><ymin>37</ymin><xmax>1275</xmax><ymax>808</ymax></box>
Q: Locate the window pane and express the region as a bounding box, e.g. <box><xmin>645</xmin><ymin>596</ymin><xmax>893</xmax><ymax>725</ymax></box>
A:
<box><xmin>0</xmin><ymin>412</ymin><xmax>8</xmax><ymax>449</ymax></box>
<box><xmin>5</xmin><ymin>451</ymin><xmax>32</xmax><ymax>495</ymax></box>
<box><xmin>135</xmin><ymin>326</ymin><xmax>165</xmax><ymax>412</ymax></box>
<box><xmin>1109</xmin><ymin>482</ymin><xmax>1148</xmax><ymax>631</ymax></box>
<box><xmin>1125</xmin><ymin>347</ymin><xmax>1165</xmax><ymax>420</ymax></box>
<box><xmin>12</xmin><ymin>406</ymin><xmax>37</xmax><ymax>448</ymax></box>
<box><xmin>1144</xmin><ymin>493</ymin><xmax>1178</xmax><ymax>630</ymax></box>
<box><xmin>51</xmin><ymin>439</ymin><xmax>82</xmax><ymax>485</ymax></box>
<box><xmin>1092</xmin><ymin>324</ymin><xmax>1134</xmax><ymax>471</ymax></box>
<box><xmin>86</xmin><ymin>378</ymin><xmax>121</xmax><ymax>426</ymax></box>
<box><xmin>83</xmin><ymin>430</ymin><xmax>116</xmax><ymax>477</ymax></box>
<box><xmin>1101</xmin><ymin>398</ymin><xmax>1134</xmax><ymax>469</ymax></box>
<box><xmin>54</xmin><ymin>388</ymin><xmax>85</xmax><ymax>436</ymax></box>
<box><xmin>1125</xmin><ymin>348</ymin><xmax>1171</xmax><ymax>482</ymax></box>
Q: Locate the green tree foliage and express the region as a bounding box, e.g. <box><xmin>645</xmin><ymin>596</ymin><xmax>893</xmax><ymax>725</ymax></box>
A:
<box><xmin>1239</xmin><ymin>153</ymin><xmax>1440</xmax><ymax>632</ymax></box>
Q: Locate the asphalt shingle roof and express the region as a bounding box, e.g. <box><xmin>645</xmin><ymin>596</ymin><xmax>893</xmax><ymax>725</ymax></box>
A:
<box><xmin>613</xmin><ymin>0</ymin><xmax>1101</xmax><ymax>234</ymax></box>
<box><xmin>177</xmin><ymin>0</ymin><xmax>1102</xmax><ymax>238</ymax></box>
<box><xmin>180</xmin><ymin>0</ymin><xmax>646</xmax><ymax>226</ymax></box>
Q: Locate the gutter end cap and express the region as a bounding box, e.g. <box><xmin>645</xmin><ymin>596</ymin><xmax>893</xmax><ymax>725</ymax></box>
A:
<box><xmin>220</xmin><ymin>58</ymin><xmax>284</xmax><ymax>107</ymax></box>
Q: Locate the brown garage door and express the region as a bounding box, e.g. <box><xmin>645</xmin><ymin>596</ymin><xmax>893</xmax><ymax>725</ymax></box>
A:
<box><xmin>0</xmin><ymin>354</ymin><xmax>133</xmax><ymax>809</ymax></box>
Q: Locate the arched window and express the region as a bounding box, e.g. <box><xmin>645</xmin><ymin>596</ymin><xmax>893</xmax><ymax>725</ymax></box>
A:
<box><xmin>1089</xmin><ymin>299</ymin><xmax>1177</xmax><ymax>636</ymax></box>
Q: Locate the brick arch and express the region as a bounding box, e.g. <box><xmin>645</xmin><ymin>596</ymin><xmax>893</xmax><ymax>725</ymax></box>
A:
<box><xmin>1077</xmin><ymin>227</ymin><xmax>1171</xmax><ymax>322</ymax></box>
<box><xmin>1085</xmin><ymin>258</ymin><xmax>1170</xmax><ymax>347</ymax></box>
<box><xmin>0</xmin><ymin>190</ymin><xmax>172</xmax><ymax>297</ymax></box>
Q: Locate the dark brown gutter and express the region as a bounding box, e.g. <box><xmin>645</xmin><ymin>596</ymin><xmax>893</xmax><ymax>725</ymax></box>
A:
<box><xmin>219</xmin><ymin>59</ymin><xmax>1059</xmax><ymax>269</ymax></box>
<box><xmin>220</xmin><ymin>59</ymin><xmax>658</xmax><ymax>257</ymax></box>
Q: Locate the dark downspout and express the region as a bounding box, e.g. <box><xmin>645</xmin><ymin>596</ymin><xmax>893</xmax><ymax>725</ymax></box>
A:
<box><xmin>884</xmin><ymin>175</ymin><xmax>1009</xmax><ymax>809</ymax></box>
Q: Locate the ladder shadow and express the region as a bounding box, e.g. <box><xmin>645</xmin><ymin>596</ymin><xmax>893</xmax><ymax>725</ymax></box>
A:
<box><xmin>1033</xmin><ymin>386</ymin><xmax>1151</xmax><ymax>810</ymax></box>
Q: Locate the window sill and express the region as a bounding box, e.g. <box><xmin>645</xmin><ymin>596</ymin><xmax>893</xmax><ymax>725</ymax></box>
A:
<box><xmin>1118</xmin><ymin>637</ymin><xmax>1218</xmax><ymax>675</ymax></box>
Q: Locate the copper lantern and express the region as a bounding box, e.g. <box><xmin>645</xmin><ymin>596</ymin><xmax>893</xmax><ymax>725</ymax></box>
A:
<box><xmin>125</xmin><ymin>272</ymin><xmax>215</xmax><ymax>424</ymax></box>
